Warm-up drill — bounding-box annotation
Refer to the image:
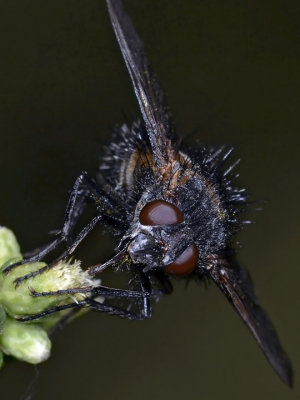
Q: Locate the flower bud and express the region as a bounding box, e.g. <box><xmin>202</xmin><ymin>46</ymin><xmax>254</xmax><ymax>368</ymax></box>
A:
<box><xmin>0</xmin><ymin>226</ymin><xmax>100</xmax><ymax>367</ymax></box>
<box><xmin>0</xmin><ymin>259</ymin><xmax>97</xmax><ymax>318</ymax></box>
<box><xmin>0</xmin><ymin>226</ymin><xmax>99</xmax><ymax>318</ymax></box>
<box><xmin>0</xmin><ymin>227</ymin><xmax>21</xmax><ymax>266</ymax></box>
<box><xmin>0</xmin><ymin>317</ymin><xmax>51</xmax><ymax>364</ymax></box>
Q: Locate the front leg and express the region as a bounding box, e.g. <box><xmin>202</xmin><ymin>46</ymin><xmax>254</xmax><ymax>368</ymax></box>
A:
<box><xmin>3</xmin><ymin>172</ymin><xmax>125</xmax><ymax>279</ymax></box>
<box><xmin>13</xmin><ymin>215</ymin><xmax>102</xmax><ymax>286</ymax></box>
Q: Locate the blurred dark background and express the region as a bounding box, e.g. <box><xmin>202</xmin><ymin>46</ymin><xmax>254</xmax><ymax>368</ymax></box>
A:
<box><xmin>0</xmin><ymin>1</ymin><xmax>299</xmax><ymax>399</ymax></box>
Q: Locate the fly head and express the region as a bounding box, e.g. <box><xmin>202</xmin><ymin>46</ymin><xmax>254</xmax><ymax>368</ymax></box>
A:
<box><xmin>124</xmin><ymin>197</ymin><xmax>198</xmax><ymax>275</ymax></box>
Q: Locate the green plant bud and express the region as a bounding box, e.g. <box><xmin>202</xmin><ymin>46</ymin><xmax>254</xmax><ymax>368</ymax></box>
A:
<box><xmin>0</xmin><ymin>227</ymin><xmax>21</xmax><ymax>266</ymax></box>
<box><xmin>0</xmin><ymin>227</ymin><xmax>100</xmax><ymax>367</ymax></box>
<box><xmin>0</xmin><ymin>317</ymin><xmax>51</xmax><ymax>364</ymax></box>
<box><xmin>0</xmin><ymin>259</ymin><xmax>98</xmax><ymax>318</ymax></box>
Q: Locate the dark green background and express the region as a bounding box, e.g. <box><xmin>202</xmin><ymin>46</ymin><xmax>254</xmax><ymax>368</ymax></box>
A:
<box><xmin>0</xmin><ymin>1</ymin><xmax>299</xmax><ymax>399</ymax></box>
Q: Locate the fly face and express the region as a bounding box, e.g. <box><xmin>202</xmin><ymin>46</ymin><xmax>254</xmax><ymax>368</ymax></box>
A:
<box><xmin>127</xmin><ymin>199</ymin><xmax>194</xmax><ymax>271</ymax></box>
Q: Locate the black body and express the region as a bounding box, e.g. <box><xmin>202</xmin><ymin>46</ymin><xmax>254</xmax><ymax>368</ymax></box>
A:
<box><xmin>4</xmin><ymin>0</ymin><xmax>292</xmax><ymax>387</ymax></box>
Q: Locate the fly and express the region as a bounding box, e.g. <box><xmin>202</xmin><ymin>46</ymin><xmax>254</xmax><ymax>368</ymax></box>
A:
<box><xmin>3</xmin><ymin>0</ymin><xmax>292</xmax><ymax>386</ymax></box>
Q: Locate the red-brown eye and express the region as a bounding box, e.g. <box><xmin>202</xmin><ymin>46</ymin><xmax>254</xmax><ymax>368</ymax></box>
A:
<box><xmin>139</xmin><ymin>200</ymin><xmax>183</xmax><ymax>226</ymax></box>
<box><xmin>165</xmin><ymin>244</ymin><xmax>198</xmax><ymax>276</ymax></box>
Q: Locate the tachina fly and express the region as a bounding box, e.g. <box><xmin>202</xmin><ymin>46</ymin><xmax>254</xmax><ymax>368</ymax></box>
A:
<box><xmin>4</xmin><ymin>0</ymin><xmax>292</xmax><ymax>386</ymax></box>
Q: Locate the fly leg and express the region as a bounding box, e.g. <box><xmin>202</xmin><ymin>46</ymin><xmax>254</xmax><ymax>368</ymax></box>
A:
<box><xmin>136</xmin><ymin>272</ymin><xmax>152</xmax><ymax>319</ymax></box>
<box><xmin>15</xmin><ymin>301</ymin><xmax>89</xmax><ymax>322</ymax></box>
<box><xmin>88</xmin><ymin>299</ymin><xmax>149</xmax><ymax>320</ymax></box>
<box><xmin>16</xmin><ymin>287</ymin><xmax>151</xmax><ymax>322</ymax></box>
<box><xmin>2</xmin><ymin>172</ymin><xmax>125</xmax><ymax>282</ymax></box>
<box><xmin>13</xmin><ymin>215</ymin><xmax>102</xmax><ymax>286</ymax></box>
<box><xmin>29</xmin><ymin>286</ymin><xmax>149</xmax><ymax>300</ymax></box>
<box><xmin>86</xmin><ymin>273</ymin><xmax>153</xmax><ymax>320</ymax></box>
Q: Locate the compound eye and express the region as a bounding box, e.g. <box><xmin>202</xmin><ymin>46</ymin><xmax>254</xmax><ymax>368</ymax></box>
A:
<box><xmin>139</xmin><ymin>200</ymin><xmax>184</xmax><ymax>226</ymax></box>
<box><xmin>165</xmin><ymin>243</ymin><xmax>198</xmax><ymax>276</ymax></box>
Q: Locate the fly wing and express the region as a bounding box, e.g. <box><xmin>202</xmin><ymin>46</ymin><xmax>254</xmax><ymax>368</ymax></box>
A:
<box><xmin>106</xmin><ymin>0</ymin><xmax>176</xmax><ymax>168</ymax></box>
<box><xmin>208</xmin><ymin>258</ymin><xmax>293</xmax><ymax>386</ymax></box>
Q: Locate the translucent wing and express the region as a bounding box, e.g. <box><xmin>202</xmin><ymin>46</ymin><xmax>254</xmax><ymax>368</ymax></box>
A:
<box><xmin>209</xmin><ymin>258</ymin><xmax>293</xmax><ymax>386</ymax></box>
<box><xmin>106</xmin><ymin>0</ymin><xmax>175</xmax><ymax>168</ymax></box>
